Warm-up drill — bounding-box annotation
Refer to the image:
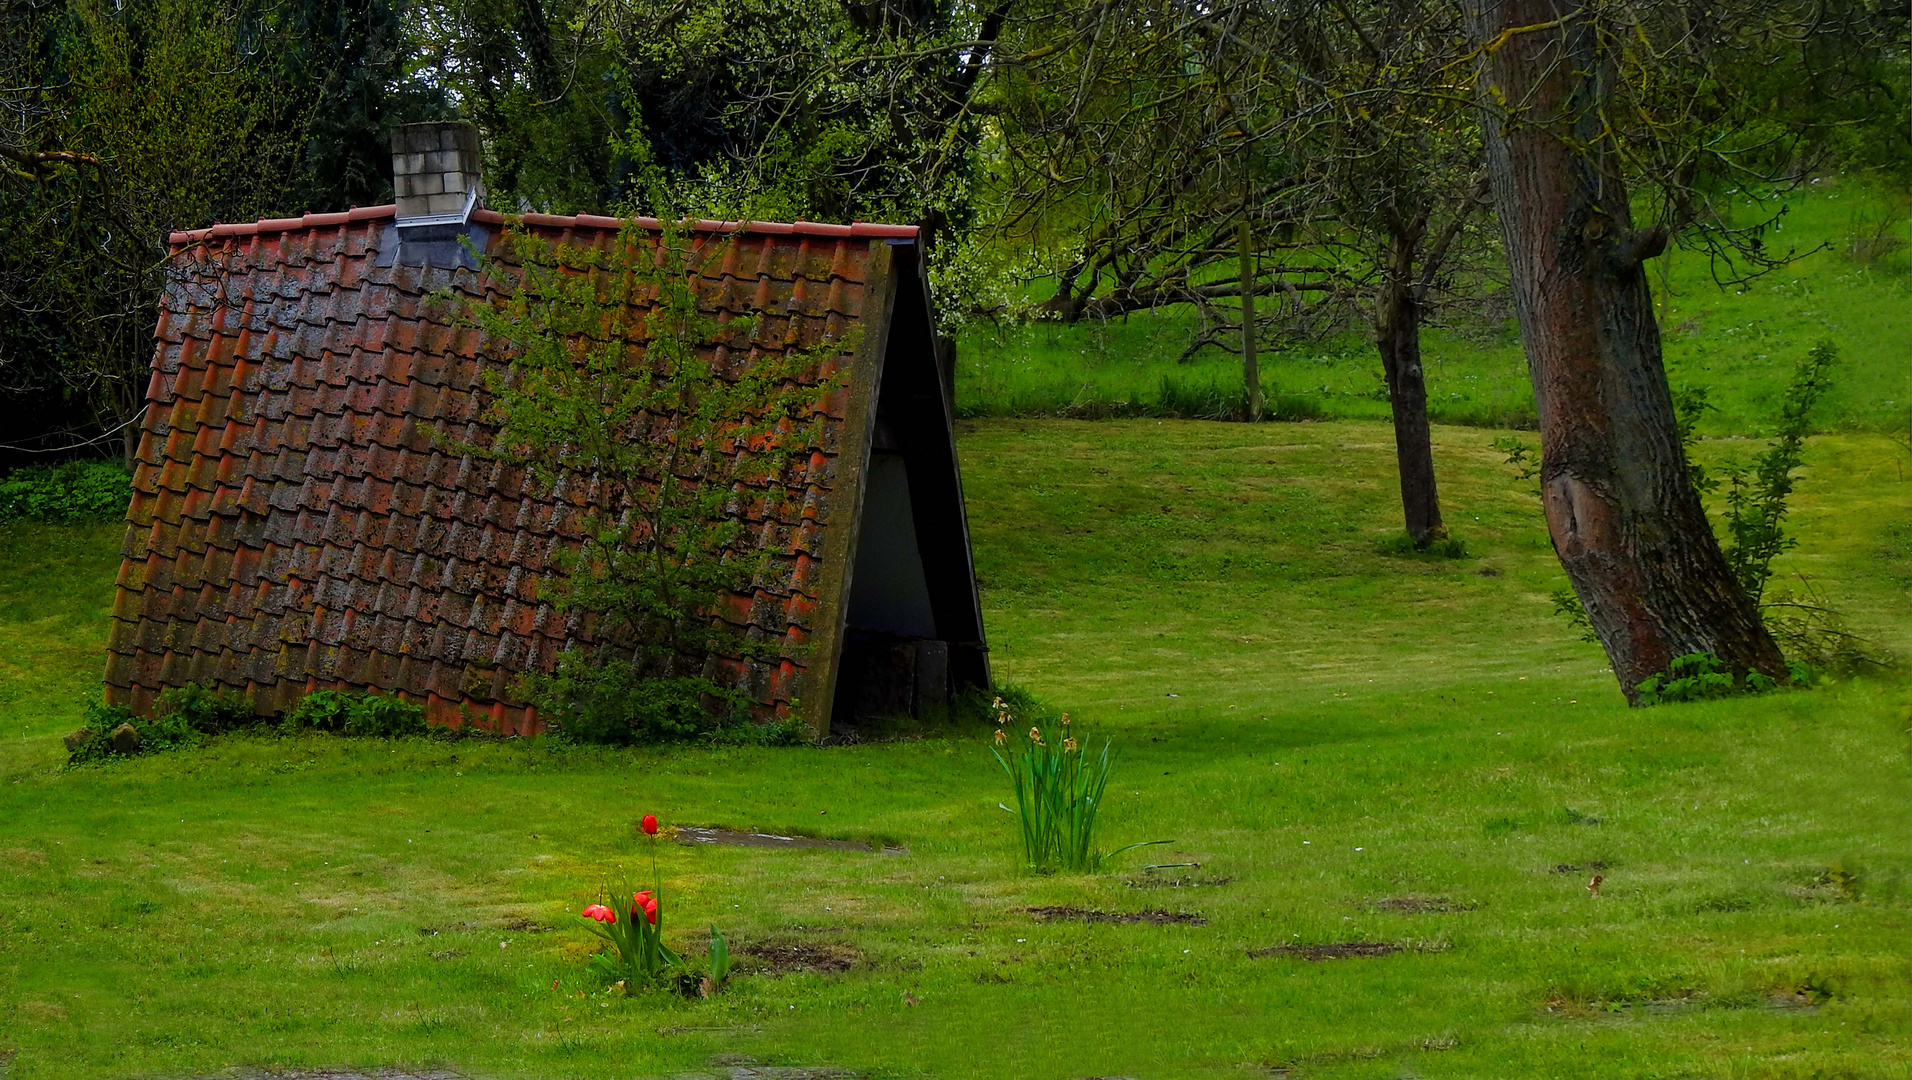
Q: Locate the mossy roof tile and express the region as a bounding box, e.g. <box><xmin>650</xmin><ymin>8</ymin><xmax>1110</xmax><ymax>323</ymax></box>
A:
<box><xmin>112</xmin><ymin>210</ymin><xmax>898</xmax><ymax>731</ymax></box>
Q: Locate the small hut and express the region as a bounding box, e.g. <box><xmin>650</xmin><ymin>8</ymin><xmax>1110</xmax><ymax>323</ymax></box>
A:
<box><xmin>104</xmin><ymin>122</ymin><xmax>987</xmax><ymax>738</ymax></box>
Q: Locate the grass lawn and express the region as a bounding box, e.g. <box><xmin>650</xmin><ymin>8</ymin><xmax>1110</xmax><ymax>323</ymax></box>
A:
<box><xmin>955</xmin><ymin>177</ymin><xmax>1912</xmax><ymax>437</ymax></box>
<box><xmin>2</xmin><ymin>420</ymin><xmax>1910</xmax><ymax>1080</ymax></box>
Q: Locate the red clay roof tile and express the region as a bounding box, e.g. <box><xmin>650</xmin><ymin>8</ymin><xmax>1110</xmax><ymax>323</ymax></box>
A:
<box><xmin>115</xmin><ymin>211</ymin><xmax>898</xmax><ymax>729</ymax></box>
<box><xmin>168</xmin><ymin>206</ymin><xmax>921</xmax><ymax>247</ymax></box>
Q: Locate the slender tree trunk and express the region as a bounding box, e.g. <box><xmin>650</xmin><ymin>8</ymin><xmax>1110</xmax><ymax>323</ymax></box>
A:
<box><xmin>1239</xmin><ymin>211</ymin><xmax>1264</xmax><ymax>422</ymax></box>
<box><xmin>1375</xmin><ymin>222</ymin><xmax>1445</xmax><ymax>546</ymax></box>
<box><xmin>1466</xmin><ymin>0</ymin><xmax>1785</xmax><ymax>701</ymax></box>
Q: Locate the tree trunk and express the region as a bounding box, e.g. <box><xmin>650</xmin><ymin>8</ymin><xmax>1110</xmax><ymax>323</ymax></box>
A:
<box><xmin>1466</xmin><ymin>0</ymin><xmax>1785</xmax><ymax>701</ymax></box>
<box><xmin>116</xmin><ymin>377</ymin><xmax>141</xmax><ymax>473</ymax></box>
<box><xmin>1374</xmin><ymin>222</ymin><xmax>1444</xmax><ymax>546</ymax></box>
<box><xmin>1239</xmin><ymin>200</ymin><xmax>1264</xmax><ymax>422</ymax></box>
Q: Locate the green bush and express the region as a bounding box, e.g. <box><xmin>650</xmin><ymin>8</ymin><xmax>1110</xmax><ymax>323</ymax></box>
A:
<box><xmin>281</xmin><ymin>688</ymin><xmax>354</xmax><ymax>732</ymax></box>
<box><xmin>1632</xmin><ymin>653</ymin><xmax>1817</xmax><ymax>706</ymax></box>
<box><xmin>65</xmin><ymin>699</ymin><xmax>199</xmax><ymax>764</ymax></box>
<box><xmin>0</xmin><ymin>461</ymin><xmax>131</xmax><ymax>522</ymax></box>
<box><xmin>67</xmin><ymin>685</ymin><xmax>254</xmax><ymax>763</ymax></box>
<box><xmin>155</xmin><ymin>683</ymin><xmax>256</xmax><ymax>733</ymax></box>
<box><xmin>282</xmin><ymin>689</ymin><xmax>427</xmax><ymax>737</ymax></box>
<box><xmin>67</xmin><ymin>685</ymin><xmax>436</xmax><ymax>764</ymax></box>
<box><xmin>529</xmin><ymin>655</ymin><xmax>801</xmax><ymax>745</ymax></box>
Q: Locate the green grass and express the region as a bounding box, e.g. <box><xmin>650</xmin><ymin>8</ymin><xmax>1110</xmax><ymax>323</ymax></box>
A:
<box><xmin>956</xmin><ymin>176</ymin><xmax>1912</xmax><ymax>436</ymax></box>
<box><xmin>2</xmin><ymin>421</ymin><xmax>1909</xmax><ymax>1079</ymax></box>
<box><xmin>0</xmin><ymin>521</ymin><xmax>124</xmax><ymax>741</ymax></box>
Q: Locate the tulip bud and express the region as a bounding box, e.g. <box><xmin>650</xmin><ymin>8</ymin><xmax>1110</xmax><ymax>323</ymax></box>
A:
<box><xmin>640</xmin><ymin>814</ymin><xmax>658</xmax><ymax>836</ymax></box>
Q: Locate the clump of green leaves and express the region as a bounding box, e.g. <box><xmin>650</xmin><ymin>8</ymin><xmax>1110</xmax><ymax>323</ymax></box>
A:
<box><xmin>1633</xmin><ymin>652</ymin><xmax>1816</xmax><ymax>706</ymax></box>
<box><xmin>1720</xmin><ymin>342</ymin><xmax>1836</xmax><ymax>605</ymax></box>
<box><xmin>1716</xmin><ymin>342</ymin><xmax>1885</xmax><ymax>673</ymax></box>
<box><xmin>1378</xmin><ymin>532</ymin><xmax>1469</xmax><ymax>559</ymax></box>
<box><xmin>64</xmin><ymin>698</ymin><xmax>197</xmax><ymax>763</ymax></box>
<box><xmin>0</xmin><ymin>461</ymin><xmax>130</xmax><ymax>522</ymax></box>
<box><xmin>1632</xmin><ymin>653</ymin><xmax>1740</xmax><ymax>705</ymax></box>
<box><xmin>65</xmin><ymin>685</ymin><xmax>248</xmax><ymax>763</ymax></box>
<box><xmin>464</xmin><ymin>220</ymin><xmax>846</xmax><ymax>745</ymax></box>
<box><xmin>1549</xmin><ymin>586</ymin><xmax>1600</xmax><ymax>644</ymax></box>
<box><xmin>154</xmin><ymin>683</ymin><xmax>256</xmax><ymax>733</ymax></box>
<box><xmin>1816</xmin><ymin>858</ymin><xmax>1866</xmax><ymax>902</ymax></box>
<box><xmin>990</xmin><ymin>696</ymin><xmax>1164</xmax><ymax>873</ymax></box>
<box><xmin>1491</xmin><ymin>435</ymin><xmax>1542</xmax><ymax>496</ymax></box>
<box><xmin>1670</xmin><ymin>383</ymin><xmax>1719</xmax><ymax>498</ymax></box>
<box><xmin>282</xmin><ymin>689</ymin><xmax>427</xmax><ymax>737</ymax></box>
<box><xmin>531</xmin><ymin>662</ymin><xmax>804</xmax><ymax>746</ymax></box>
<box><xmin>66</xmin><ymin>685</ymin><xmax>433</xmax><ymax>763</ymax></box>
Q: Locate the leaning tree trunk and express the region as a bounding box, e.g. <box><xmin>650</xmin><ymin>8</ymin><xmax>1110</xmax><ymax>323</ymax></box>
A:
<box><xmin>1466</xmin><ymin>0</ymin><xmax>1785</xmax><ymax>701</ymax></box>
<box><xmin>1374</xmin><ymin>224</ymin><xmax>1445</xmax><ymax>546</ymax></box>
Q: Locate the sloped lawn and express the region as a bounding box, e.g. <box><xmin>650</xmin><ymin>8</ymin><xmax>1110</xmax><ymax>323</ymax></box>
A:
<box><xmin>0</xmin><ymin>421</ymin><xmax>1907</xmax><ymax>1079</ymax></box>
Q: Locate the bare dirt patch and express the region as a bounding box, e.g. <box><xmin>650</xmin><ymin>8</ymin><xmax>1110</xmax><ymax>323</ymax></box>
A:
<box><xmin>675</xmin><ymin>826</ymin><xmax>904</xmax><ymax>854</ymax></box>
<box><xmin>0</xmin><ymin>847</ymin><xmax>48</xmax><ymax>867</ymax></box>
<box><xmin>1365</xmin><ymin>896</ymin><xmax>1477</xmax><ymax>914</ymax></box>
<box><xmin>1024</xmin><ymin>905</ymin><xmax>1208</xmax><ymax>925</ymax></box>
<box><xmin>1249</xmin><ymin>941</ymin><xmax>1407</xmax><ymax>961</ymax></box>
<box><xmin>735</xmin><ymin>939</ymin><xmax>863</xmax><ymax>975</ymax></box>
<box><xmin>1543</xmin><ymin>985</ymin><xmax>1826</xmax><ymax>1019</ymax></box>
<box><xmin>1124</xmin><ymin>874</ymin><xmax>1233</xmax><ymax>890</ymax></box>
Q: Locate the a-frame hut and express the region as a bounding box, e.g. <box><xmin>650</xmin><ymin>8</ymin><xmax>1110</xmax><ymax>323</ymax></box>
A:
<box><xmin>104</xmin><ymin>122</ymin><xmax>987</xmax><ymax>739</ymax></box>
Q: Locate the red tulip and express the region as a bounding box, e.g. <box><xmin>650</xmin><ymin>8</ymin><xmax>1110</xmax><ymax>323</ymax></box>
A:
<box><xmin>581</xmin><ymin>904</ymin><xmax>616</xmax><ymax>924</ymax></box>
<box><xmin>640</xmin><ymin>814</ymin><xmax>658</xmax><ymax>836</ymax></box>
<box><xmin>632</xmin><ymin>890</ymin><xmax>658</xmax><ymax>924</ymax></box>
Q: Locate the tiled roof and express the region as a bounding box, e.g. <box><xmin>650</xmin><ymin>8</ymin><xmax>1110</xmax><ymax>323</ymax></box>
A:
<box><xmin>168</xmin><ymin>205</ymin><xmax>921</xmax><ymax>244</ymax></box>
<box><xmin>109</xmin><ymin>208</ymin><xmax>910</xmax><ymax>733</ymax></box>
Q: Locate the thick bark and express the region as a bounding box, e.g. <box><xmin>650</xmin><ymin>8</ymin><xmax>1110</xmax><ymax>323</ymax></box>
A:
<box><xmin>1466</xmin><ymin>0</ymin><xmax>1785</xmax><ymax>701</ymax></box>
<box><xmin>1374</xmin><ymin>223</ymin><xmax>1444</xmax><ymax>545</ymax></box>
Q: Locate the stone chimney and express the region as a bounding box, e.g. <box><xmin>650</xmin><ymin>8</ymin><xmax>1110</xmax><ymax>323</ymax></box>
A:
<box><xmin>391</xmin><ymin>122</ymin><xmax>483</xmax><ymax>225</ymax></box>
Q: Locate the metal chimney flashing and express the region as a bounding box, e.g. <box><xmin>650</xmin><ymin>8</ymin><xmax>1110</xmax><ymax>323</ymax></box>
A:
<box><xmin>384</xmin><ymin>122</ymin><xmax>487</xmax><ymax>269</ymax></box>
<box><xmin>399</xmin><ymin>186</ymin><xmax>480</xmax><ymax>230</ymax></box>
